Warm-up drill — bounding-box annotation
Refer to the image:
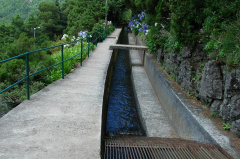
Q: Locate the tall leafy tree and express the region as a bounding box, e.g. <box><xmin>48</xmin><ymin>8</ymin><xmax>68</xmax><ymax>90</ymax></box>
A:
<box><xmin>25</xmin><ymin>14</ymin><xmax>40</xmax><ymax>38</ymax></box>
<box><xmin>64</xmin><ymin>0</ymin><xmax>107</xmax><ymax>35</ymax></box>
<box><xmin>107</xmin><ymin>0</ymin><xmax>126</xmax><ymax>23</ymax></box>
<box><xmin>37</xmin><ymin>1</ymin><xmax>66</xmax><ymax>40</ymax></box>
<box><xmin>10</xmin><ymin>15</ymin><xmax>26</xmax><ymax>39</ymax></box>
<box><xmin>0</xmin><ymin>24</ymin><xmax>14</xmax><ymax>45</ymax></box>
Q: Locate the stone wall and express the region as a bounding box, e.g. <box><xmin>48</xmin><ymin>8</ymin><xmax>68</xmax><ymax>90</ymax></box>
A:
<box><xmin>155</xmin><ymin>45</ymin><xmax>240</xmax><ymax>136</ymax></box>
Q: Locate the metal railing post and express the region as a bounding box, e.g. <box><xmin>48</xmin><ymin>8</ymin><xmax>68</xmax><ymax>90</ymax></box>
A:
<box><xmin>92</xmin><ymin>32</ymin><xmax>94</xmax><ymax>44</ymax></box>
<box><xmin>61</xmin><ymin>45</ymin><xmax>64</xmax><ymax>79</ymax></box>
<box><xmin>99</xmin><ymin>28</ymin><xmax>101</xmax><ymax>42</ymax></box>
<box><xmin>87</xmin><ymin>35</ymin><xmax>90</xmax><ymax>58</ymax></box>
<box><xmin>26</xmin><ymin>54</ymin><xmax>30</xmax><ymax>100</ymax></box>
<box><xmin>81</xmin><ymin>39</ymin><xmax>83</xmax><ymax>66</ymax></box>
<box><xmin>92</xmin><ymin>32</ymin><xmax>94</xmax><ymax>50</ymax></box>
<box><xmin>96</xmin><ymin>29</ymin><xmax>98</xmax><ymax>46</ymax></box>
<box><xmin>100</xmin><ymin>28</ymin><xmax>102</xmax><ymax>42</ymax></box>
<box><xmin>93</xmin><ymin>31</ymin><xmax>96</xmax><ymax>45</ymax></box>
<box><xmin>97</xmin><ymin>29</ymin><xmax>100</xmax><ymax>44</ymax></box>
<box><xmin>102</xmin><ymin>27</ymin><xmax>104</xmax><ymax>41</ymax></box>
<box><xmin>105</xmin><ymin>26</ymin><xmax>107</xmax><ymax>37</ymax></box>
<box><xmin>91</xmin><ymin>33</ymin><xmax>93</xmax><ymax>52</ymax></box>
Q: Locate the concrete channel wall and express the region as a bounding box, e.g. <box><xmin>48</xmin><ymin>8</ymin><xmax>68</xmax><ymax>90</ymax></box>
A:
<box><xmin>128</xmin><ymin>34</ymin><xmax>177</xmax><ymax>138</ymax></box>
<box><xmin>101</xmin><ymin>32</ymin><xmax>121</xmax><ymax>158</ymax></box>
<box><xmin>132</xmin><ymin>34</ymin><xmax>239</xmax><ymax>158</ymax></box>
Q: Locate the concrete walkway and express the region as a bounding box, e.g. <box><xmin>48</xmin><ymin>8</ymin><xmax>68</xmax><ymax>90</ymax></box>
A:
<box><xmin>0</xmin><ymin>29</ymin><xmax>122</xmax><ymax>159</ymax></box>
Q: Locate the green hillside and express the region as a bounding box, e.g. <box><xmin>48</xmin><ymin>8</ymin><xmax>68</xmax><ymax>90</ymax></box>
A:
<box><xmin>0</xmin><ymin>0</ymin><xmax>64</xmax><ymax>24</ymax></box>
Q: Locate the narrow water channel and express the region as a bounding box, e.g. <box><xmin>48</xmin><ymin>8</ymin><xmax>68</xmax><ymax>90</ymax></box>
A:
<box><xmin>106</xmin><ymin>27</ymin><xmax>143</xmax><ymax>136</ymax></box>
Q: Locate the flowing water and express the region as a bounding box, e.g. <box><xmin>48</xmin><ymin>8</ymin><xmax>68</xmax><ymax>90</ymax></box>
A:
<box><xmin>106</xmin><ymin>27</ymin><xmax>143</xmax><ymax>136</ymax></box>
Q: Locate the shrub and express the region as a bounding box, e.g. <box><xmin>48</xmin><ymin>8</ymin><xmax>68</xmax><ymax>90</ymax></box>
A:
<box><xmin>205</xmin><ymin>20</ymin><xmax>240</xmax><ymax>67</ymax></box>
<box><xmin>169</xmin><ymin>0</ymin><xmax>205</xmax><ymax>47</ymax></box>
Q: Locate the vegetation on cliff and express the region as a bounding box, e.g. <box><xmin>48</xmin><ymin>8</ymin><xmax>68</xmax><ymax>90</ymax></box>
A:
<box><xmin>125</xmin><ymin>0</ymin><xmax>240</xmax><ymax>67</ymax></box>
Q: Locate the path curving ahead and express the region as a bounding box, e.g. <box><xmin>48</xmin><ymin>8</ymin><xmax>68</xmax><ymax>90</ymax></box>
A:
<box><xmin>0</xmin><ymin>29</ymin><xmax>122</xmax><ymax>159</ymax></box>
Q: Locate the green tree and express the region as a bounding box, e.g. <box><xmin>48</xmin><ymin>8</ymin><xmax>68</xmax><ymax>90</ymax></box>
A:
<box><xmin>10</xmin><ymin>15</ymin><xmax>26</xmax><ymax>39</ymax></box>
<box><xmin>64</xmin><ymin>0</ymin><xmax>107</xmax><ymax>35</ymax></box>
<box><xmin>0</xmin><ymin>24</ymin><xmax>15</xmax><ymax>45</ymax></box>
<box><xmin>5</xmin><ymin>33</ymin><xmax>35</xmax><ymax>58</ymax></box>
<box><xmin>107</xmin><ymin>0</ymin><xmax>126</xmax><ymax>23</ymax></box>
<box><xmin>56</xmin><ymin>0</ymin><xmax>67</xmax><ymax>36</ymax></box>
<box><xmin>25</xmin><ymin>14</ymin><xmax>40</xmax><ymax>38</ymax></box>
<box><xmin>169</xmin><ymin>0</ymin><xmax>205</xmax><ymax>46</ymax></box>
<box><xmin>37</xmin><ymin>1</ymin><xmax>66</xmax><ymax>40</ymax></box>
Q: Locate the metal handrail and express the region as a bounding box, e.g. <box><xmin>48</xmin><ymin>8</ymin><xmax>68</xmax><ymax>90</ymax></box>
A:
<box><xmin>0</xmin><ymin>26</ymin><xmax>115</xmax><ymax>100</ymax></box>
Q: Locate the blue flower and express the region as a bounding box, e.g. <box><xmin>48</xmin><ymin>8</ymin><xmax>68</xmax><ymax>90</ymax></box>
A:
<box><xmin>142</xmin><ymin>23</ymin><xmax>149</xmax><ymax>29</ymax></box>
<box><xmin>78</xmin><ymin>30</ymin><xmax>88</xmax><ymax>38</ymax></box>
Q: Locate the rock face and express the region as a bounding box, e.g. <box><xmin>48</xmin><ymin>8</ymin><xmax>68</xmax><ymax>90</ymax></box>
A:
<box><xmin>197</xmin><ymin>60</ymin><xmax>223</xmax><ymax>103</ymax></box>
<box><xmin>210</xmin><ymin>99</ymin><xmax>222</xmax><ymax>113</ymax></box>
<box><xmin>156</xmin><ymin>49</ymin><xmax>164</xmax><ymax>63</ymax></box>
<box><xmin>178</xmin><ymin>60</ymin><xmax>193</xmax><ymax>91</ymax></box>
<box><xmin>220</xmin><ymin>70</ymin><xmax>240</xmax><ymax>121</ymax></box>
<box><xmin>231</xmin><ymin>119</ymin><xmax>240</xmax><ymax>136</ymax></box>
<box><xmin>163</xmin><ymin>51</ymin><xmax>179</xmax><ymax>77</ymax></box>
<box><xmin>181</xmin><ymin>46</ymin><xmax>192</xmax><ymax>58</ymax></box>
<box><xmin>154</xmin><ymin>42</ymin><xmax>240</xmax><ymax>135</ymax></box>
<box><xmin>230</xmin><ymin>95</ymin><xmax>240</xmax><ymax>120</ymax></box>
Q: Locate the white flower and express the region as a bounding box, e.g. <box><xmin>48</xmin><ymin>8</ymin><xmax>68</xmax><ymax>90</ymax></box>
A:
<box><xmin>155</xmin><ymin>23</ymin><xmax>158</xmax><ymax>27</ymax></box>
<box><xmin>64</xmin><ymin>44</ymin><xmax>70</xmax><ymax>48</ymax></box>
<box><xmin>61</xmin><ymin>34</ymin><xmax>68</xmax><ymax>40</ymax></box>
<box><xmin>145</xmin><ymin>30</ymin><xmax>149</xmax><ymax>35</ymax></box>
<box><xmin>71</xmin><ymin>36</ymin><xmax>76</xmax><ymax>41</ymax></box>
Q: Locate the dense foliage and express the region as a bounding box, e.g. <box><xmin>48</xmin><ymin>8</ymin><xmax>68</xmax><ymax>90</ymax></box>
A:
<box><xmin>125</xmin><ymin>0</ymin><xmax>240</xmax><ymax>67</ymax></box>
<box><xmin>38</xmin><ymin>1</ymin><xmax>67</xmax><ymax>40</ymax></box>
<box><xmin>63</xmin><ymin>0</ymin><xmax>107</xmax><ymax>35</ymax></box>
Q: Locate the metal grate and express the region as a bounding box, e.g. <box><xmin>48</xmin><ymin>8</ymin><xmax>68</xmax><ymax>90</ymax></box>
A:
<box><xmin>104</xmin><ymin>137</ymin><xmax>233</xmax><ymax>159</ymax></box>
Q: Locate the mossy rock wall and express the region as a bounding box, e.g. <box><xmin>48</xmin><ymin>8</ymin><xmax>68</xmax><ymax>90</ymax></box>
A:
<box><xmin>154</xmin><ymin>43</ymin><xmax>240</xmax><ymax>135</ymax></box>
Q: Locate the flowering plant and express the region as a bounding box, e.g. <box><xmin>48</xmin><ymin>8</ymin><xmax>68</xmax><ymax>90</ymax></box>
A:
<box><xmin>61</xmin><ymin>34</ymin><xmax>69</xmax><ymax>41</ymax></box>
<box><xmin>61</xmin><ymin>30</ymin><xmax>90</xmax><ymax>48</ymax></box>
<box><xmin>78</xmin><ymin>31</ymin><xmax>88</xmax><ymax>38</ymax></box>
<box><xmin>128</xmin><ymin>12</ymin><xmax>149</xmax><ymax>35</ymax></box>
